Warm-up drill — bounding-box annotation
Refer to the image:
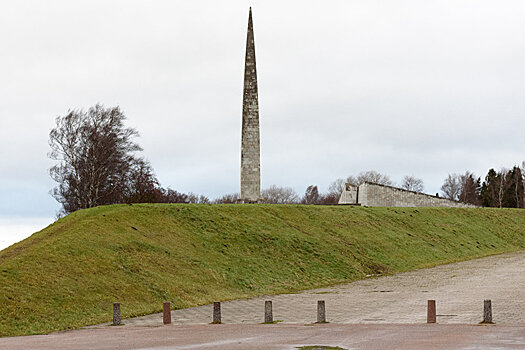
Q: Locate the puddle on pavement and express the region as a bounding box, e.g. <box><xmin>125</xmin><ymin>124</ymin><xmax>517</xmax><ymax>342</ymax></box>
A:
<box><xmin>296</xmin><ymin>346</ymin><xmax>348</xmax><ymax>350</ymax></box>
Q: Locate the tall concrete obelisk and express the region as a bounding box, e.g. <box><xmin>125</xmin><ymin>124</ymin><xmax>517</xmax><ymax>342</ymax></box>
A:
<box><xmin>240</xmin><ymin>7</ymin><xmax>261</xmax><ymax>203</ymax></box>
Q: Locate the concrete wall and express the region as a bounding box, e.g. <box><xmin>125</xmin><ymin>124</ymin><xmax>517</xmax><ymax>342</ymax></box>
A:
<box><xmin>338</xmin><ymin>183</ymin><xmax>358</xmax><ymax>204</ymax></box>
<box><xmin>339</xmin><ymin>182</ymin><xmax>476</xmax><ymax>208</ymax></box>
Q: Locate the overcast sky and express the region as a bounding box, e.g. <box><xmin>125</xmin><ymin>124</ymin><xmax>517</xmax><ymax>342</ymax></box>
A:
<box><xmin>1</xmin><ymin>1</ymin><xmax>525</xmax><ymax>248</ymax></box>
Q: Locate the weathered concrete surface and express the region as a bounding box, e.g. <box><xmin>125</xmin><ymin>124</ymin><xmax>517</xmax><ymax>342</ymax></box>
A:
<box><xmin>240</xmin><ymin>7</ymin><xmax>261</xmax><ymax>203</ymax></box>
<box><xmin>1</xmin><ymin>324</ymin><xmax>524</xmax><ymax>350</ymax></box>
<box><xmin>105</xmin><ymin>251</ymin><xmax>525</xmax><ymax>326</ymax></box>
<box><xmin>339</xmin><ymin>182</ymin><xmax>475</xmax><ymax>207</ymax></box>
<box><xmin>2</xmin><ymin>252</ymin><xmax>523</xmax><ymax>349</ymax></box>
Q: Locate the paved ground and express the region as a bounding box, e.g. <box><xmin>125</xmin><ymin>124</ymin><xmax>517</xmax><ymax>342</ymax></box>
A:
<box><xmin>1</xmin><ymin>251</ymin><xmax>524</xmax><ymax>349</ymax></box>
<box><xmin>1</xmin><ymin>324</ymin><xmax>524</xmax><ymax>350</ymax></box>
<box><xmin>109</xmin><ymin>251</ymin><xmax>525</xmax><ymax>326</ymax></box>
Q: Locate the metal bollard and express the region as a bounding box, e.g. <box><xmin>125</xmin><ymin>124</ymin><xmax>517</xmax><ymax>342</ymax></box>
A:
<box><xmin>213</xmin><ymin>302</ymin><xmax>222</xmax><ymax>324</ymax></box>
<box><xmin>427</xmin><ymin>300</ymin><xmax>436</xmax><ymax>323</ymax></box>
<box><xmin>163</xmin><ymin>302</ymin><xmax>171</xmax><ymax>325</ymax></box>
<box><xmin>113</xmin><ymin>302</ymin><xmax>121</xmax><ymax>325</ymax></box>
<box><xmin>264</xmin><ymin>300</ymin><xmax>273</xmax><ymax>323</ymax></box>
<box><xmin>317</xmin><ymin>300</ymin><xmax>326</xmax><ymax>323</ymax></box>
<box><xmin>483</xmin><ymin>299</ymin><xmax>493</xmax><ymax>324</ymax></box>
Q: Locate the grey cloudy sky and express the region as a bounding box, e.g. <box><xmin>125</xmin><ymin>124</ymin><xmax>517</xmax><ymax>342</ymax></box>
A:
<box><xmin>1</xmin><ymin>1</ymin><xmax>525</xmax><ymax>247</ymax></box>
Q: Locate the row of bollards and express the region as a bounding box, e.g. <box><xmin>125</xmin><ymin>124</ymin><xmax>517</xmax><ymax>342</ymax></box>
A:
<box><xmin>112</xmin><ymin>300</ymin><xmax>327</xmax><ymax>326</ymax></box>
<box><xmin>112</xmin><ymin>302</ymin><xmax>175</xmax><ymax>326</ymax></box>
<box><xmin>214</xmin><ymin>300</ymin><xmax>326</xmax><ymax>324</ymax></box>
<box><xmin>112</xmin><ymin>299</ymin><xmax>494</xmax><ymax>326</ymax></box>
<box><xmin>427</xmin><ymin>299</ymin><xmax>493</xmax><ymax>324</ymax></box>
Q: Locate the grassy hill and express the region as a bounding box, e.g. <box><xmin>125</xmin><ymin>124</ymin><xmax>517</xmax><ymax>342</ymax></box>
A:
<box><xmin>1</xmin><ymin>204</ymin><xmax>524</xmax><ymax>336</ymax></box>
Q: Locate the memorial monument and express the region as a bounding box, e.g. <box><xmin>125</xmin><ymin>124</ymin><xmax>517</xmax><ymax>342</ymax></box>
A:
<box><xmin>239</xmin><ymin>7</ymin><xmax>261</xmax><ymax>203</ymax></box>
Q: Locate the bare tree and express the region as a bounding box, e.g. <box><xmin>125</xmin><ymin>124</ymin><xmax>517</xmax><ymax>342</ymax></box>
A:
<box><xmin>440</xmin><ymin>173</ymin><xmax>462</xmax><ymax>200</ymax></box>
<box><xmin>317</xmin><ymin>192</ymin><xmax>340</xmax><ymax>205</ymax></box>
<box><xmin>345</xmin><ymin>175</ymin><xmax>359</xmax><ymax>186</ymax></box>
<box><xmin>160</xmin><ymin>189</ymin><xmax>190</xmax><ymax>203</ymax></box>
<box><xmin>124</xmin><ymin>158</ymin><xmax>162</xmax><ymax>204</ymax></box>
<box><xmin>302</xmin><ymin>185</ymin><xmax>320</xmax><ymax>204</ymax></box>
<box><xmin>355</xmin><ymin>170</ymin><xmax>393</xmax><ymax>186</ymax></box>
<box><xmin>213</xmin><ymin>193</ymin><xmax>239</xmax><ymax>204</ymax></box>
<box><xmin>187</xmin><ymin>193</ymin><xmax>210</xmax><ymax>204</ymax></box>
<box><xmin>521</xmin><ymin>161</ymin><xmax>525</xmax><ymax>204</ymax></box>
<box><xmin>49</xmin><ymin>104</ymin><xmax>158</xmax><ymax>215</ymax></box>
<box><xmin>328</xmin><ymin>178</ymin><xmax>346</xmax><ymax>196</ymax></box>
<box><xmin>329</xmin><ymin>172</ymin><xmax>392</xmax><ymax>196</ymax></box>
<box><xmin>496</xmin><ymin>168</ymin><xmax>508</xmax><ymax>208</ymax></box>
<box><xmin>261</xmin><ymin>185</ymin><xmax>299</xmax><ymax>204</ymax></box>
<box><xmin>400</xmin><ymin>175</ymin><xmax>424</xmax><ymax>192</ymax></box>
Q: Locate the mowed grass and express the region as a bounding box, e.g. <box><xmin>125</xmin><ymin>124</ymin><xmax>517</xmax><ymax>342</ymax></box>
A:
<box><xmin>0</xmin><ymin>204</ymin><xmax>524</xmax><ymax>336</ymax></box>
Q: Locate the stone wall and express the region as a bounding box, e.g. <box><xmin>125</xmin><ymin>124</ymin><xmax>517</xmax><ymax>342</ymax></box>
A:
<box><xmin>338</xmin><ymin>183</ymin><xmax>358</xmax><ymax>204</ymax></box>
<box><xmin>339</xmin><ymin>182</ymin><xmax>476</xmax><ymax>208</ymax></box>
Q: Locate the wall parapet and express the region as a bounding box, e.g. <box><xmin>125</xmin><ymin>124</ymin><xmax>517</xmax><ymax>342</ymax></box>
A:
<box><xmin>338</xmin><ymin>181</ymin><xmax>477</xmax><ymax>208</ymax></box>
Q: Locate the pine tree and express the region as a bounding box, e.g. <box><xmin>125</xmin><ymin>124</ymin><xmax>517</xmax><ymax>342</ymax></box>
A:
<box><xmin>502</xmin><ymin>167</ymin><xmax>524</xmax><ymax>208</ymax></box>
<box><xmin>481</xmin><ymin>169</ymin><xmax>499</xmax><ymax>207</ymax></box>
<box><xmin>459</xmin><ymin>173</ymin><xmax>481</xmax><ymax>205</ymax></box>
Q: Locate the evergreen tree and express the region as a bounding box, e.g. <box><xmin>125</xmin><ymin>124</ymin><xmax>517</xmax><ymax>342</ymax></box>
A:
<box><xmin>459</xmin><ymin>173</ymin><xmax>481</xmax><ymax>205</ymax></box>
<box><xmin>502</xmin><ymin>167</ymin><xmax>524</xmax><ymax>208</ymax></box>
<box><xmin>481</xmin><ymin>169</ymin><xmax>499</xmax><ymax>207</ymax></box>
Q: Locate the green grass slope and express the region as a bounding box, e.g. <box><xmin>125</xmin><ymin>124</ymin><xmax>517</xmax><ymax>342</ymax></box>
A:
<box><xmin>1</xmin><ymin>204</ymin><xmax>524</xmax><ymax>336</ymax></box>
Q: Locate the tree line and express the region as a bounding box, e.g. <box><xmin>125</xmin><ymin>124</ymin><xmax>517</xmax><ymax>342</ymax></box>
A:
<box><xmin>252</xmin><ymin>166</ymin><xmax>525</xmax><ymax>208</ymax></box>
<box><xmin>216</xmin><ymin>171</ymin><xmax>422</xmax><ymax>205</ymax></box>
<box><xmin>49</xmin><ymin>105</ymin><xmax>524</xmax><ymax>214</ymax></box>
<box><xmin>440</xmin><ymin>166</ymin><xmax>525</xmax><ymax>208</ymax></box>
